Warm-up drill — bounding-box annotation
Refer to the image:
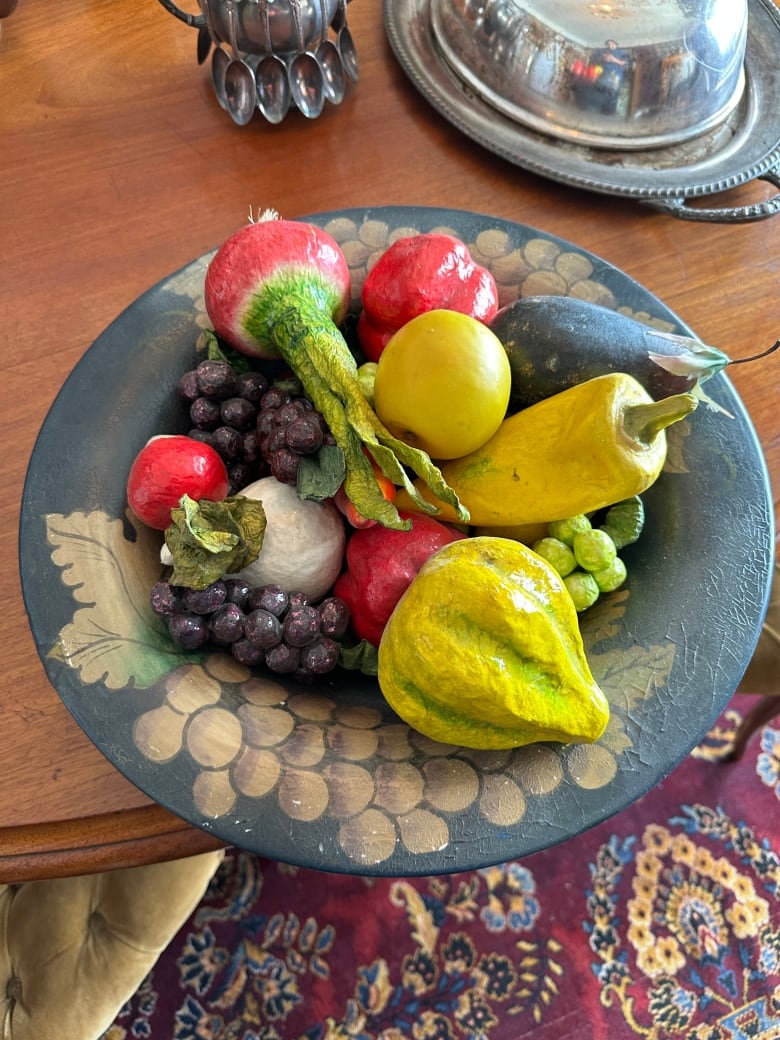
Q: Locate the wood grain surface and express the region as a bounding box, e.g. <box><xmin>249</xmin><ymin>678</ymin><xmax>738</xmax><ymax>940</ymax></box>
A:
<box><xmin>1</xmin><ymin>0</ymin><xmax>777</xmax><ymax>880</ymax></box>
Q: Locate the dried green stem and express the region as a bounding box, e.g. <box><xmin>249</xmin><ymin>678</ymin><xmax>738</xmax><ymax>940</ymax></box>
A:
<box><xmin>255</xmin><ymin>291</ymin><xmax>469</xmax><ymax>529</ymax></box>
<box><xmin>623</xmin><ymin>392</ymin><xmax>698</xmax><ymax>446</ymax></box>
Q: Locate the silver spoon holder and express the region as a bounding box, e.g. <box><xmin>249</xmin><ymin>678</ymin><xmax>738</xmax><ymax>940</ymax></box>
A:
<box><xmin>158</xmin><ymin>0</ymin><xmax>358</xmax><ymax>123</ymax></box>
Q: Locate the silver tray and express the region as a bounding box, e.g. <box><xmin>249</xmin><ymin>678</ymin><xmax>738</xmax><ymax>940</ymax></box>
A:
<box><xmin>384</xmin><ymin>0</ymin><xmax>780</xmax><ymax>223</ymax></box>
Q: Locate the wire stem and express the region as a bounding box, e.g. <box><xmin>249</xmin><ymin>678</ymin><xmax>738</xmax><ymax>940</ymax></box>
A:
<box><xmin>729</xmin><ymin>339</ymin><xmax>780</xmax><ymax>365</ymax></box>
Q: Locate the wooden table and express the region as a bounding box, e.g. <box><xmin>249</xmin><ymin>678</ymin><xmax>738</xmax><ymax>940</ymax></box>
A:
<box><xmin>1</xmin><ymin>1</ymin><xmax>777</xmax><ymax>882</ymax></box>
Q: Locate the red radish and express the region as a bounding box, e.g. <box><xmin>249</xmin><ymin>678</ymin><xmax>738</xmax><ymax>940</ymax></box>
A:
<box><xmin>127</xmin><ymin>435</ymin><xmax>229</xmax><ymax>530</ymax></box>
<box><xmin>205</xmin><ymin>215</ymin><xmax>350</xmax><ymax>359</ymax></box>
<box><xmin>203</xmin><ymin>213</ymin><xmax>468</xmax><ymax>531</ymax></box>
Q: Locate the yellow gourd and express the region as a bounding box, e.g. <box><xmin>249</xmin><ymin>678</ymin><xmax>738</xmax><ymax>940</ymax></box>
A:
<box><xmin>394</xmin><ymin>373</ymin><xmax>697</xmax><ymax>526</ymax></box>
<box><xmin>377</xmin><ymin>537</ymin><xmax>610</xmax><ymax>749</ymax></box>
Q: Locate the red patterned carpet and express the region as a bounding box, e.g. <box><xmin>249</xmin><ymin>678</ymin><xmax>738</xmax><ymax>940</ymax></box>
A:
<box><xmin>101</xmin><ymin>693</ymin><xmax>780</xmax><ymax>1040</ymax></box>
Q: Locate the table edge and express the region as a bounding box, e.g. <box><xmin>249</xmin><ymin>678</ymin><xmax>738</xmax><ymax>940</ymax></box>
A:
<box><xmin>0</xmin><ymin>805</ymin><xmax>226</xmax><ymax>883</ymax></box>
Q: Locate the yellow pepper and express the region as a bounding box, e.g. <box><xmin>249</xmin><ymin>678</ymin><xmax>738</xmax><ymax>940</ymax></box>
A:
<box><xmin>394</xmin><ymin>373</ymin><xmax>697</xmax><ymax>526</ymax></box>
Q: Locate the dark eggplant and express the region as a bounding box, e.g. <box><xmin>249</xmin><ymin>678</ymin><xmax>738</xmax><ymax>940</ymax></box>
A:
<box><xmin>490</xmin><ymin>295</ymin><xmax>777</xmax><ymax>412</ymax></box>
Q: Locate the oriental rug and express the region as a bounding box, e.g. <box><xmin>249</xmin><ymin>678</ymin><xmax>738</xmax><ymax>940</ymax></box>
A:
<box><xmin>102</xmin><ymin>692</ymin><xmax>780</xmax><ymax>1040</ymax></box>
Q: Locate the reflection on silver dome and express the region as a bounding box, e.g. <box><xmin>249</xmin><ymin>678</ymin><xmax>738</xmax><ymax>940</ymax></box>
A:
<box><xmin>430</xmin><ymin>0</ymin><xmax>748</xmax><ymax>149</ymax></box>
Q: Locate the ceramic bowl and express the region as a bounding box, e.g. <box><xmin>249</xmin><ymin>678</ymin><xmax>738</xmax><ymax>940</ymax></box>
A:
<box><xmin>20</xmin><ymin>206</ymin><xmax>773</xmax><ymax>876</ymax></box>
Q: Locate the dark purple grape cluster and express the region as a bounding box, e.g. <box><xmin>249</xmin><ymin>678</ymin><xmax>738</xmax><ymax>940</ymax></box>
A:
<box><xmin>150</xmin><ymin>577</ymin><xmax>350</xmax><ymax>683</ymax></box>
<box><xmin>255</xmin><ymin>382</ymin><xmax>335</xmax><ymax>486</ymax></box>
<box><xmin>178</xmin><ymin>359</ymin><xmax>270</xmax><ymax>494</ymax></box>
<box><xmin>177</xmin><ymin>360</ymin><xmax>333</xmax><ymax>493</ymax></box>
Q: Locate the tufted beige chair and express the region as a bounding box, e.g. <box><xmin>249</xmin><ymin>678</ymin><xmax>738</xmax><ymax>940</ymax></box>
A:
<box><xmin>0</xmin><ymin>848</ymin><xmax>224</xmax><ymax>1040</ymax></box>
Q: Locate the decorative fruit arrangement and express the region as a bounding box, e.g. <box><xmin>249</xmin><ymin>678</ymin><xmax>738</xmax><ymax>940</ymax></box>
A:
<box><xmin>392</xmin><ymin>370</ymin><xmax>697</xmax><ymax>524</ymax></box>
<box><xmin>126</xmin><ymin>212</ymin><xmax>774</xmax><ymax>746</ymax></box>
<box><xmin>489</xmin><ymin>295</ymin><xmax>779</xmax><ymax>412</ymax></box>
<box><xmin>201</xmin><ymin>213</ymin><xmax>466</xmax><ymax>530</ymax></box>
<box><xmin>332</xmin><ymin>512</ymin><xmax>466</xmax><ymax>646</ymax></box>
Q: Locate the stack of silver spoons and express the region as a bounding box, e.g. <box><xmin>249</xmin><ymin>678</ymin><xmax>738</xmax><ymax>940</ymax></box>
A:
<box><xmin>158</xmin><ymin>0</ymin><xmax>359</xmax><ymax>124</ymax></box>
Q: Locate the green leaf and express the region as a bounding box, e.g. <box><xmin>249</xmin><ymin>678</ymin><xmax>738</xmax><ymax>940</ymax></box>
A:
<box><xmin>599</xmin><ymin>496</ymin><xmax>645</xmax><ymax>549</ymax></box>
<box><xmin>179</xmin><ymin>494</ymin><xmax>241</xmax><ymax>553</ymax></box>
<box><xmin>297</xmin><ymin>443</ymin><xmax>347</xmax><ymax>502</ymax></box>
<box><xmin>338</xmin><ymin>639</ymin><xmax>379</xmax><ymax>676</ymax></box>
<box><xmin>165</xmin><ymin>494</ymin><xmax>267</xmax><ymax>589</ymax></box>
<box><xmin>204</xmin><ymin>328</ymin><xmax>253</xmax><ymax>373</ymax></box>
